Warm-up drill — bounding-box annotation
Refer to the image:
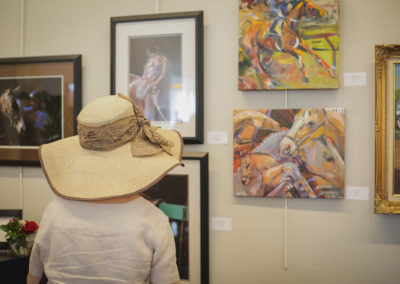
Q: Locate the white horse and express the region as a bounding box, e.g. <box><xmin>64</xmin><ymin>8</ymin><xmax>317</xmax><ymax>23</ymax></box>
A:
<box><xmin>279</xmin><ymin>108</ymin><xmax>345</xmax><ymax>194</ymax></box>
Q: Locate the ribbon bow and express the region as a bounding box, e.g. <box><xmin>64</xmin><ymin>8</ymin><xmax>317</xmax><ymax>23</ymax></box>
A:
<box><xmin>118</xmin><ymin>94</ymin><xmax>173</xmax><ymax>157</ymax></box>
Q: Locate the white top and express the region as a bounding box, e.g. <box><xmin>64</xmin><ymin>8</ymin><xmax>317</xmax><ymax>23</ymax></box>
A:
<box><xmin>29</xmin><ymin>196</ymin><xmax>180</xmax><ymax>284</ymax></box>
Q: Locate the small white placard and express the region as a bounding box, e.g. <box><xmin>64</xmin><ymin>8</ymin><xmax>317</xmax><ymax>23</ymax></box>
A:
<box><xmin>211</xmin><ymin>217</ymin><xmax>232</xmax><ymax>231</ymax></box>
<box><xmin>343</xmin><ymin>72</ymin><xmax>367</xmax><ymax>86</ymax></box>
<box><xmin>346</xmin><ymin>186</ymin><xmax>369</xmax><ymax>200</ymax></box>
<box><xmin>207</xmin><ymin>131</ymin><xmax>228</xmax><ymax>145</ymax></box>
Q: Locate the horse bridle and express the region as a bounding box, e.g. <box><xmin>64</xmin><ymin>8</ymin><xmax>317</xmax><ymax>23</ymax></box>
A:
<box><xmin>284</xmin><ymin>120</ymin><xmax>325</xmax><ymax>154</ymax></box>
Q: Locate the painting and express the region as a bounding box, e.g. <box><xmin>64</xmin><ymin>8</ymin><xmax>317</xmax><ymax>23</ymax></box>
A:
<box><xmin>394</xmin><ymin>63</ymin><xmax>400</xmax><ymax>196</ymax></box>
<box><xmin>143</xmin><ymin>175</ymin><xmax>189</xmax><ymax>279</ymax></box>
<box><xmin>129</xmin><ymin>35</ymin><xmax>181</xmax><ymax>122</ymax></box>
<box><xmin>238</xmin><ymin>0</ymin><xmax>339</xmax><ymax>90</ymax></box>
<box><xmin>0</xmin><ymin>77</ymin><xmax>62</xmax><ymax>146</ymax></box>
<box><xmin>143</xmin><ymin>152</ymin><xmax>209</xmax><ymax>284</ymax></box>
<box><xmin>234</xmin><ymin>108</ymin><xmax>345</xmax><ymax>198</ymax></box>
<box><xmin>111</xmin><ymin>11</ymin><xmax>204</xmax><ymax>144</ymax></box>
<box><xmin>0</xmin><ymin>55</ymin><xmax>82</xmax><ymax>166</ymax></box>
<box><xmin>375</xmin><ymin>44</ymin><xmax>400</xmax><ymax>214</ymax></box>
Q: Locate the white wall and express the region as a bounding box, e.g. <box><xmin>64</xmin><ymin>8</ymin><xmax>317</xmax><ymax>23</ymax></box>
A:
<box><xmin>1</xmin><ymin>0</ymin><xmax>400</xmax><ymax>283</ymax></box>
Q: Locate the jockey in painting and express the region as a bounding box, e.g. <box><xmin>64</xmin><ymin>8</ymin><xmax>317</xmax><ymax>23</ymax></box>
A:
<box><xmin>268</xmin><ymin>0</ymin><xmax>295</xmax><ymax>38</ymax></box>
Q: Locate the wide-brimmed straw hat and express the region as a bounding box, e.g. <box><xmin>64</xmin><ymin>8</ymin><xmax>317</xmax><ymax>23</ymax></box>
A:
<box><xmin>39</xmin><ymin>94</ymin><xmax>183</xmax><ymax>201</ymax></box>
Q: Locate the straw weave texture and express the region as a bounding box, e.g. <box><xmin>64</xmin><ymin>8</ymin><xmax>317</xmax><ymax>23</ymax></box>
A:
<box><xmin>39</xmin><ymin>95</ymin><xmax>183</xmax><ymax>200</ymax></box>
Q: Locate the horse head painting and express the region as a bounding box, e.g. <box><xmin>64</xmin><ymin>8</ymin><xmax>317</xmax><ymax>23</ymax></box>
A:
<box><xmin>234</xmin><ymin>108</ymin><xmax>345</xmax><ymax>198</ymax></box>
<box><xmin>129</xmin><ymin>48</ymin><xmax>170</xmax><ymax>121</ymax></box>
<box><xmin>0</xmin><ymin>78</ymin><xmax>62</xmax><ymax>147</ymax></box>
<box><xmin>0</xmin><ymin>86</ymin><xmax>25</xmax><ymax>145</ymax></box>
<box><xmin>239</xmin><ymin>0</ymin><xmax>339</xmax><ymax>90</ymax></box>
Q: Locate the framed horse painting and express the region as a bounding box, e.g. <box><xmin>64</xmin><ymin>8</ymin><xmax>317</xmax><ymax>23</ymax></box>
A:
<box><xmin>0</xmin><ymin>55</ymin><xmax>82</xmax><ymax>166</ymax></box>
<box><xmin>111</xmin><ymin>11</ymin><xmax>204</xmax><ymax>144</ymax></box>
<box><xmin>375</xmin><ymin>44</ymin><xmax>400</xmax><ymax>214</ymax></box>
<box><xmin>238</xmin><ymin>0</ymin><xmax>340</xmax><ymax>90</ymax></box>
<box><xmin>234</xmin><ymin>108</ymin><xmax>345</xmax><ymax>198</ymax></box>
<box><xmin>143</xmin><ymin>152</ymin><xmax>209</xmax><ymax>284</ymax></box>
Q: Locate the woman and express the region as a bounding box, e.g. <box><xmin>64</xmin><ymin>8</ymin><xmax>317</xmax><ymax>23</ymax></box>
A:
<box><xmin>27</xmin><ymin>94</ymin><xmax>183</xmax><ymax>284</ymax></box>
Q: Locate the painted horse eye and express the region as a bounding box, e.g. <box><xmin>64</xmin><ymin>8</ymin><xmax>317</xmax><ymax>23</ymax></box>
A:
<box><xmin>308</xmin><ymin>121</ymin><xmax>316</xmax><ymax>127</ymax></box>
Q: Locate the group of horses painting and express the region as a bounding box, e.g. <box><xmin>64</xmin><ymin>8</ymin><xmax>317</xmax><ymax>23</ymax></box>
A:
<box><xmin>239</xmin><ymin>0</ymin><xmax>339</xmax><ymax>89</ymax></box>
<box><xmin>234</xmin><ymin>108</ymin><xmax>345</xmax><ymax>198</ymax></box>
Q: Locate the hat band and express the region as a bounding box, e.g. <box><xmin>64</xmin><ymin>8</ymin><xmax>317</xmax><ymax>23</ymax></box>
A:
<box><xmin>78</xmin><ymin>94</ymin><xmax>174</xmax><ymax>156</ymax></box>
<box><xmin>78</xmin><ymin>116</ymin><xmax>138</xmax><ymax>151</ymax></box>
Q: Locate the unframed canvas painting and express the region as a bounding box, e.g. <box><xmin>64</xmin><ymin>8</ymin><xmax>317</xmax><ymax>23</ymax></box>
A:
<box><xmin>234</xmin><ymin>108</ymin><xmax>345</xmax><ymax>198</ymax></box>
<box><xmin>238</xmin><ymin>0</ymin><xmax>339</xmax><ymax>90</ymax></box>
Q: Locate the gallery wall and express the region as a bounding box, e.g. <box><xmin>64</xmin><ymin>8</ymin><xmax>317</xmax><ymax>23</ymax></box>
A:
<box><xmin>1</xmin><ymin>0</ymin><xmax>400</xmax><ymax>283</ymax></box>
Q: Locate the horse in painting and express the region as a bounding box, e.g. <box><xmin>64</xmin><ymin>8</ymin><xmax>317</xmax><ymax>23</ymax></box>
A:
<box><xmin>279</xmin><ymin>108</ymin><xmax>345</xmax><ymax>192</ymax></box>
<box><xmin>0</xmin><ymin>86</ymin><xmax>25</xmax><ymax>145</ymax></box>
<box><xmin>129</xmin><ymin>49</ymin><xmax>169</xmax><ymax>121</ymax></box>
<box><xmin>235</xmin><ymin>131</ymin><xmax>316</xmax><ymax>198</ymax></box>
<box><xmin>234</xmin><ymin>110</ymin><xmax>280</xmax><ymax>145</ymax></box>
<box><xmin>239</xmin><ymin>0</ymin><xmax>337</xmax><ymax>89</ymax></box>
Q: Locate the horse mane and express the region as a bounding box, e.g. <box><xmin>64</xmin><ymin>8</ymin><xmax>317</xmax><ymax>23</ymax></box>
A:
<box><xmin>323</xmin><ymin>108</ymin><xmax>345</xmax><ymax>159</ymax></box>
<box><xmin>253</xmin><ymin>130</ymin><xmax>288</xmax><ymax>161</ymax></box>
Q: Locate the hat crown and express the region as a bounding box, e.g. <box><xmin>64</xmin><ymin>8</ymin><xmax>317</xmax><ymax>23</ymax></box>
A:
<box><xmin>77</xmin><ymin>96</ymin><xmax>134</xmax><ymax>127</ymax></box>
<box><xmin>39</xmin><ymin>94</ymin><xmax>184</xmax><ymax>201</ymax></box>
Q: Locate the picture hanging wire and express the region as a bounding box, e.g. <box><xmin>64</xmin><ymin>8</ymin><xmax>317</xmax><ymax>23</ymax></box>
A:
<box><xmin>285</xmin><ymin>89</ymin><xmax>288</xmax><ymax>109</ymax></box>
<box><xmin>284</xmin><ymin>197</ymin><xmax>288</xmax><ymax>269</ymax></box>
<box><xmin>19</xmin><ymin>0</ymin><xmax>26</xmax><ymax>210</ymax></box>
<box><xmin>284</xmin><ymin>89</ymin><xmax>288</xmax><ymax>270</ymax></box>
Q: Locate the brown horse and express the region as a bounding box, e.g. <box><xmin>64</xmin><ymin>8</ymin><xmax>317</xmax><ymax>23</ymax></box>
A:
<box><xmin>239</xmin><ymin>0</ymin><xmax>337</xmax><ymax>89</ymax></box>
<box><xmin>0</xmin><ymin>86</ymin><xmax>25</xmax><ymax>145</ymax></box>
<box><xmin>234</xmin><ymin>110</ymin><xmax>280</xmax><ymax>145</ymax></box>
<box><xmin>234</xmin><ymin>130</ymin><xmax>316</xmax><ymax>198</ymax></box>
<box><xmin>236</xmin><ymin>151</ymin><xmax>315</xmax><ymax>197</ymax></box>
<box><xmin>129</xmin><ymin>49</ymin><xmax>169</xmax><ymax>121</ymax></box>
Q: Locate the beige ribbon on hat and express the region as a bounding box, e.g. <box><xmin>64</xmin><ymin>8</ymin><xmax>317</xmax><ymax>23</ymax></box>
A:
<box><xmin>78</xmin><ymin>94</ymin><xmax>173</xmax><ymax>157</ymax></box>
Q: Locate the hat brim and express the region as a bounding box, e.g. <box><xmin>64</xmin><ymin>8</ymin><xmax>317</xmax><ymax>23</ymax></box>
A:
<box><xmin>39</xmin><ymin>128</ymin><xmax>183</xmax><ymax>201</ymax></box>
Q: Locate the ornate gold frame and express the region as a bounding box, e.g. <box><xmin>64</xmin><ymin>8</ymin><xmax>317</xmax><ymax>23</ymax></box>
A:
<box><xmin>375</xmin><ymin>44</ymin><xmax>400</xmax><ymax>214</ymax></box>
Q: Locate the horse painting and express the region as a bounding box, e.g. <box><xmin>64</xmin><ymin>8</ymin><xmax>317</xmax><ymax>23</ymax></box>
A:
<box><xmin>142</xmin><ymin>175</ymin><xmax>189</xmax><ymax>279</ymax></box>
<box><xmin>234</xmin><ymin>108</ymin><xmax>345</xmax><ymax>198</ymax></box>
<box><xmin>129</xmin><ymin>48</ymin><xmax>169</xmax><ymax>121</ymax></box>
<box><xmin>234</xmin><ymin>129</ymin><xmax>316</xmax><ymax>198</ymax></box>
<box><xmin>0</xmin><ymin>86</ymin><xmax>25</xmax><ymax>145</ymax></box>
<box><xmin>234</xmin><ymin>109</ymin><xmax>280</xmax><ymax>145</ymax></box>
<box><xmin>236</xmin><ymin>150</ymin><xmax>316</xmax><ymax>197</ymax></box>
<box><xmin>239</xmin><ymin>0</ymin><xmax>339</xmax><ymax>90</ymax></box>
<box><xmin>280</xmin><ymin>108</ymin><xmax>345</xmax><ymax>193</ymax></box>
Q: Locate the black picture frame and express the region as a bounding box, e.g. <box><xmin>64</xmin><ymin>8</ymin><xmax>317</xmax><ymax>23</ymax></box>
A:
<box><xmin>144</xmin><ymin>152</ymin><xmax>209</xmax><ymax>283</ymax></box>
<box><xmin>0</xmin><ymin>55</ymin><xmax>82</xmax><ymax>166</ymax></box>
<box><xmin>110</xmin><ymin>11</ymin><xmax>204</xmax><ymax>144</ymax></box>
